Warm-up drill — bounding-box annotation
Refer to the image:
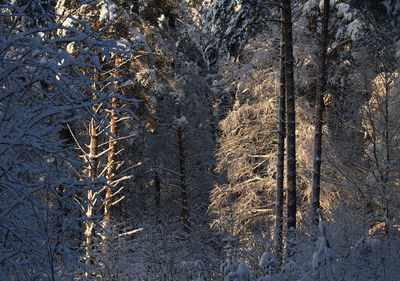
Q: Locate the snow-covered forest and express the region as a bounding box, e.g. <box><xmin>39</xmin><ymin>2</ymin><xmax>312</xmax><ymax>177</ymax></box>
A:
<box><xmin>1</xmin><ymin>0</ymin><xmax>400</xmax><ymax>280</ymax></box>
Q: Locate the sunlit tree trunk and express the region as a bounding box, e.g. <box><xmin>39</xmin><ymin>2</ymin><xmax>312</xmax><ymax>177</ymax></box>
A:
<box><xmin>104</xmin><ymin>54</ymin><xmax>121</xmax><ymax>229</ymax></box>
<box><xmin>86</xmin><ymin>20</ymin><xmax>102</xmax><ymax>263</ymax></box>
<box><xmin>86</xmin><ymin>111</ymin><xmax>98</xmax><ymax>263</ymax></box>
<box><xmin>283</xmin><ymin>0</ymin><xmax>296</xmax><ymax>231</ymax></box>
<box><xmin>311</xmin><ymin>0</ymin><xmax>330</xmax><ymax>226</ymax></box>
<box><xmin>275</xmin><ymin>5</ymin><xmax>286</xmax><ymax>263</ymax></box>
<box><xmin>382</xmin><ymin>72</ymin><xmax>391</xmax><ymax>234</ymax></box>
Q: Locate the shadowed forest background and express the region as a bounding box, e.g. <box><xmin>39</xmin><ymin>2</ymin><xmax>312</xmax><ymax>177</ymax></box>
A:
<box><xmin>1</xmin><ymin>0</ymin><xmax>400</xmax><ymax>280</ymax></box>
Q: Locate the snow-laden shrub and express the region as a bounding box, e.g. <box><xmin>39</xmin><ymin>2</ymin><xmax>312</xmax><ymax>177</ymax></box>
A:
<box><xmin>259</xmin><ymin>251</ymin><xmax>277</xmax><ymax>275</ymax></box>
<box><xmin>225</xmin><ymin>263</ymin><xmax>250</xmax><ymax>281</ymax></box>
<box><xmin>312</xmin><ymin>219</ymin><xmax>338</xmax><ymax>281</ymax></box>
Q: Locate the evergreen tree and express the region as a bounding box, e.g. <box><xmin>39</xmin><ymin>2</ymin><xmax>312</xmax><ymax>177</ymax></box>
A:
<box><xmin>311</xmin><ymin>0</ymin><xmax>331</xmax><ymax>226</ymax></box>
<box><xmin>0</xmin><ymin>0</ymin><xmax>122</xmax><ymax>278</ymax></box>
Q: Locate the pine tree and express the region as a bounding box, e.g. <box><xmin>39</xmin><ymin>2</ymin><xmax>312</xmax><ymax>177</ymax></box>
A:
<box><xmin>311</xmin><ymin>0</ymin><xmax>331</xmax><ymax>226</ymax></box>
<box><xmin>0</xmin><ymin>0</ymin><xmax>121</xmax><ymax>278</ymax></box>
<box><xmin>275</xmin><ymin>3</ymin><xmax>286</xmax><ymax>263</ymax></box>
<box><xmin>283</xmin><ymin>0</ymin><xmax>296</xmax><ymax>233</ymax></box>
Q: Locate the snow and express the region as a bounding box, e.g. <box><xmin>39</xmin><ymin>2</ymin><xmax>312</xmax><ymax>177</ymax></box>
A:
<box><xmin>257</xmin><ymin>276</ymin><xmax>277</xmax><ymax>281</ymax></box>
<box><xmin>116</xmin><ymin>39</ymin><xmax>131</xmax><ymax>53</ymax></box>
<box><xmin>121</xmin><ymin>79</ymin><xmax>134</xmax><ymax>88</ymax></box>
<box><xmin>3</xmin><ymin>0</ymin><xmax>400</xmax><ymax>279</ymax></box>
<box><xmin>136</xmin><ymin>69</ymin><xmax>156</xmax><ymax>87</ymax></box>
<box><xmin>319</xmin><ymin>0</ymin><xmax>335</xmax><ymax>11</ymax></box>
<box><xmin>303</xmin><ymin>0</ymin><xmax>319</xmax><ymax>14</ymax></box>
<box><xmin>312</xmin><ymin>218</ymin><xmax>338</xmax><ymax>280</ymax></box>
<box><xmin>334</xmin><ymin>2</ymin><xmax>362</xmax><ymax>42</ymax></box>
<box><xmin>346</xmin><ymin>19</ymin><xmax>362</xmax><ymax>41</ymax></box>
<box><xmin>312</xmin><ymin>245</ymin><xmax>336</xmax><ymax>268</ymax></box>
<box><xmin>336</xmin><ymin>3</ymin><xmax>352</xmax><ymax>21</ymax></box>
<box><xmin>59</xmin><ymin>17</ymin><xmax>74</xmax><ymax>37</ymax></box>
<box><xmin>382</xmin><ymin>0</ymin><xmax>400</xmax><ymax>15</ymax></box>
<box><xmin>66</xmin><ymin>42</ymin><xmax>75</xmax><ymax>54</ymax></box>
<box><xmin>259</xmin><ymin>251</ymin><xmax>276</xmax><ymax>275</ymax></box>
<box><xmin>39</xmin><ymin>56</ymin><xmax>48</xmax><ymax>64</ymax></box>
<box><xmin>221</xmin><ymin>258</ymin><xmax>239</xmax><ymax>276</ymax></box>
<box><xmin>318</xmin><ymin>219</ymin><xmax>328</xmax><ymax>236</ymax></box>
<box><xmin>99</xmin><ymin>0</ymin><xmax>118</xmax><ymax>22</ymax></box>
<box><xmin>129</xmin><ymin>28</ymin><xmax>150</xmax><ymax>51</ymax></box>
<box><xmin>174</xmin><ymin>115</ymin><xmax>188</xmax><ymax>127</ymax></box>
<box><xmin>225</xmin><ymin>263</ymin><xmax>250</xmax><ymax>281</ymax></box>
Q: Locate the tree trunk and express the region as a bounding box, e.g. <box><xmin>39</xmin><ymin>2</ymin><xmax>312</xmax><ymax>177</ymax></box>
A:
<box><xmin>283</xmin><ymin>0</ymin><xmax>296</xmax><ymax>231</ymax></box>
<box><xmin>311</xmin><ymin>0</ymin><xmax>330</xmax><ymax>226</ymax></box>
<box><xmin>177</xmin><ymin>109</ymin><xmax>190</xmax><ymax>233</ymax></box>
<box><xmin>104</xmin><ymin>54</ymin><xmax>121</xmax><ymax>229</ymax></box>
<box><xmin>275</xmin><ymin>5</ymin><xmax>286</xmax><ymax>263</ymax></box>
<box><xmin>155</xmin><ymin>170</ymin><xmax>161</xmax><ymax>209</ymax></box>
<box><xmin>85</xmin><ymin>20</ymin><xmax>102</xmax><ymax>262</ymax></box>
<box><xmin>86</xmin><ymin>116</ymin><xmax>97</xmax><ymax>264</ymax></box>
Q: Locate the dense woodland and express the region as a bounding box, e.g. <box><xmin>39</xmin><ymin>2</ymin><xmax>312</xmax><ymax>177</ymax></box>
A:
<box><xmin>1</xmin><ymin>0</ymin><xmax>400</xmax><ymax>280</ymax></box>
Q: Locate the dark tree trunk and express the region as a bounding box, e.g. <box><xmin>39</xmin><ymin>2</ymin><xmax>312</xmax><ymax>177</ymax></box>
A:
<box><xmin>283</xmin><ymin>0</ymin><xmax>296</xmax><ymax>231</ymax></box>
<box><xmin>311</xmin><ymin>0</ymin><xmax>330</xmax><ymax>226</ymax></box>
<box><xmin>275</xmin><ymin>5</ymin><xmax>286</xmax><ymax>263</ymax></box>
<box><xmin>155</xmin><ymin>170</ymin><xmax>161</xmax><ymax>209</ymax></box>
<box><xmin>177</xmin><ymin>109</ymin><xmax>190</xmax><ymax>233</ymax></box>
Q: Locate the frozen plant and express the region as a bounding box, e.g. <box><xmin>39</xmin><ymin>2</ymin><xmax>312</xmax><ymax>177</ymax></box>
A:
<box><xmin>259</xmin><ymin>250</ymin><xmax>277</xmax><ymax>275</ymax></box>
<box><xmin>312</xmin><ymin>210</ymin><xmax>338</xmax><ymax>281</ymax></box>
<box><xmin>221</xmin><ymin>257</ymin><xmax>239</xmax><ymax>277</ymax></box>
<box><xmin>257</xmin><ymin>276</ymin><xmax>277</xmax><ymax>281</ymax></box>
<box><xmin>194</xmin><ymin>259</ymin><xmax>209</xmax><ymax>281</ymax></box>
<box><xmin>225</xmin><ymin>263</ymin><xmax>250</xmax><ymax>281</ymax></box>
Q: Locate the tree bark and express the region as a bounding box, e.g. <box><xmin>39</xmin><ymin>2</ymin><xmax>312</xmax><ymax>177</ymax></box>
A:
<box><xmin>283</xmin><ymin>0</ymin><xmax>296</xmax><ymax>231</ymax></box>
<box><xmin>85</xmin><ymin>20</ymin><xmax>102</xmax><ymax>263</ymax></box>
<box><xmin>104</xmin><ymin>54</ymin><xmax>121</xmax><ymax>229</ymax></box>
<box><xmin>177</xmin><ymin>109</ymin><xmax>190</xmax><ymax>233</ymax></box>
<box><xmin>86</xmin><ymin>114</ymin><xmax>97</xmax><ymax>263</ymax></box>
<box><xmin>275</xmin><ymin>5</ymin><xmax>286</xmax><ymax>263</ymax></box>
<box><xmin>311</xmin><ymin>0</ymin><xmax>330</xmax><ymax>226</ymax></box>
<box><xmin>155</xmin><ymin>170</ymin><xmax>161</xmax><ymax>209</ymax></box>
